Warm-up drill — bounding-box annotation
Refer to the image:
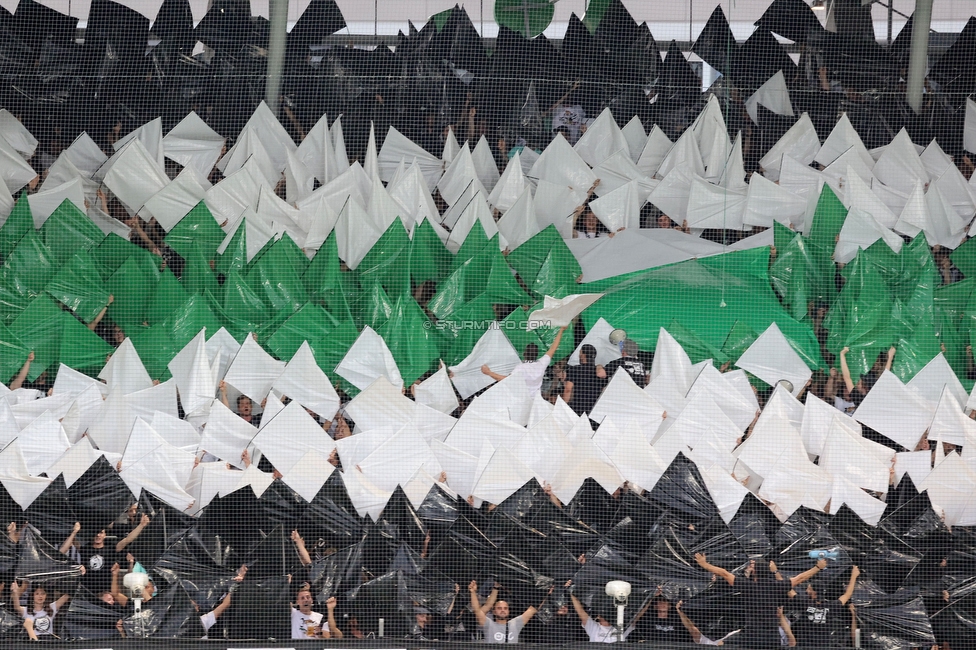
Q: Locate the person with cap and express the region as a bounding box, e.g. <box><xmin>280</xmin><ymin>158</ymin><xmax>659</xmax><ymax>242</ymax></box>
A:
<box><xmin>563</xmin><ymin>344</ymin><xmax>608</xmax><ymax>416</ymax></box>
<box><xmin>481</xmin><ymin>326</ymin><xmax>568</xmax><ymax>396</ymax></box>
<box><xmin>469</xmin><ymin>580</ymin><xmax>550</xmax><ymax>643</ymax></box>
<box><xmin>603</xmin><ymin>339</ymin><xmax>649</xmax><ymax>387</ymax></box>
<box><xmin>566</xmin><ymin>579</ymin><xmax>652</xmax><ymax>642</ymax></box>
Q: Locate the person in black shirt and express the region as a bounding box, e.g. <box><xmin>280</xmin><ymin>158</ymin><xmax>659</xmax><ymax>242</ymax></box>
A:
<box><xmin>793</xmin><ymin>566</ymin><xmax>860</xmax><ymax>648</ymax></box>
<box><xmin>640</xmin><ymin>592</ymin><xmax>693</xmax><ymax>644</ymax></box>
<box><xmin>695</xmin><ymin>554</ymin><xmax>827</xmax><ymax>649</ymax></box>
<box><xmin>604</xmin><ymin>339</ymin><xmax>649</xmax><ymax>387</ymax></box>
<box><xmin>61</xmin><ymin>519</ymin><xmax>149</xmax><ymax>594</ymax></box>
<box><xmin>563</xmin><ymin>344</ymin><xmax>607</xmax><ymax>416</ymax></box>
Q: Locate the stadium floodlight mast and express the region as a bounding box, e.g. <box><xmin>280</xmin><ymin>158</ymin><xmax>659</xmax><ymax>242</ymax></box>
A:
<box><xmin>605</xmin><ymin>580</ymin><xmax>632</xmax><ymax>643</ymax></box>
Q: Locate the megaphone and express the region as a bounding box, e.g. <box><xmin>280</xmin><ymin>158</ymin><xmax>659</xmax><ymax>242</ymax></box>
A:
<box><xmin>807</xmin><ymin>547</ymin><xmax>841</xmax><ymax>561</ymax></box>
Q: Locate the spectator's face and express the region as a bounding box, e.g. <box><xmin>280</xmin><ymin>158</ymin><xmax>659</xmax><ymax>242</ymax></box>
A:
<box><xmin>94</xmin><ymin>529</ymin><xmax>107</xmax><ymax>544</ymax></box>
<box><xmin>238</xmin><ymin>397</ymin><xmax>252</xmax><ymax>417</ymax></box>
<box><xmin>34</xmin><ymin>587</ymin><xmax>48</xmax><ymax>608</ymax></box>
<box><xmin>583</xmin><ymin>211</ymin><xmax>597</xmax><ymax>231</ymax></box>
<box><xmin>493</xmin><ymin>601</ymin><xmax>510</xmax><ymax>619</ymax></box>
<box><xmin>99</xmin><ymin>592</ymin><xmax>115</xmax><ymax>605</ymax></box>
<box><xmin>556</xmin><ymin>605</ymin><xmax>569</xmax><ymax>616</ymax></box>
<box><xmin>415</xmin><ymin>612</ymin><xmax>429</xmax><ymax>627</ymax></box>
<box><xmin>296</xmin><ymin>590</ymin><xmax>314</xmax><ymax>611</ymax></box>
<box><xmin>655</xmin><ymin>600</ymin><xmax>670</xmax><ymax>617</ymax></box>
<box><xmin>658</xmin><ymin>214</ymin><xmax>672</xmax><ymax>228</ymax></box>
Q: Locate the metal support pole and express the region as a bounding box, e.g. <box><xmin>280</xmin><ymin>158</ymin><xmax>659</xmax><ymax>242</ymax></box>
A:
<box><xmin>905</xmin><ymin>0</ymin><xmax>932</xmax><ymax>114</ymax></box>
<box><xmin>265</xmin><ymin>0</ymin><xmax>289</xmax><ymax>117</ymax></box>
<box><xmin>887</xmin><ymin>0</ymin><xmax>893</xmax><ymax>45</ymax></box>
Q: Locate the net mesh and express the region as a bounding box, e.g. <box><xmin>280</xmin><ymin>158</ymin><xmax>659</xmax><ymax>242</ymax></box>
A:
<box><xmin>0</xmin><ymin>0</ymin><xmax>974</xmax><ymax>646</ymax></box>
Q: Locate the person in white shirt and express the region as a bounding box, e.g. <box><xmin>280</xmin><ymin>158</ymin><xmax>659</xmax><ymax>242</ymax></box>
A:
<box><xmin>291</xmin><ymin>585</ymin><xmax>325</xmax><ymax>639</ymax></box>
<box><xmin>567</xmin><ymin>582</ymin><xmax>651</xmax><ymax>643</ymax></box>
<box><xmin>481</xmin><ymin>326</ymin><xmax>567</xmax><ymax>395</ymax></box>
<box><xmin>10</xmin><ymin>581</ymin><xmax>75</xmax><ymax>641</ymax></box>
<box><xmin>290</xmin><ymin>582</ymin><xmax>342</xmax><ymax>639</ymax></box>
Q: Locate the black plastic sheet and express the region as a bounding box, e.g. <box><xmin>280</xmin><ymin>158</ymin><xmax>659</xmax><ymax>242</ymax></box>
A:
<box><xmin>647</xmin><ymin>454</ymin><xmax>720</xmax><ymax>525</ymax></box>
<box><xmin>152</xmin><ymin>529</ymin><xmax>245</xmax><ymax>611</ymax></box>
<box><xmin>729</xmin><ymin>493</ymin><xmax>777</xmax><ymax>559</ymax></box>
<box><xmin>773</xmin><ymin>516</ymin><xmax>853</xmax><ymax>587</ymax></box>
<box><xmin>126</xmin><ymin>496</ymin><xmax>196</xmax><ymax>569</ymax></box>
<box><xmin>297</xmin><ymin>471</ymin><xmax>365</xmax><ymax>549</ymax></box>
<box><xmin>121</xmin><ymin>582</ymin><xmax>200</xmax><ymax>638</ymax></box>
<box><xmin>63</xmin><ymin>586</ymin><xmax>127</xmax><ymax>640</ymax></box>
<box><xmin>416</xmin><ymin>484</ymin><xmax>460</xmax><ymax>529</ymax></box>
<box><xmin>830</xmin><ymin>505</ymin><xmax>921</xmax><ymax>594</ymax></box>
<box><xmin>853</xmin><ymin>583</ymin><xmax>937</xmax><ymax>650</ymax></box>
<box><xmin>64</xmin><ymin>457</ymin><xmax>134</xmax><ymax>539</ymax></box>
<box><xmin>222</xmin><ymin>575</ymin><xmax>290</xmax><ymax>640</ymax></box>
<box><xmin>564</xmin><ymin>478</ymin><xmax>621</xmax><ymax>533</ymax></box>
<box><xmin>307</xmin><ymin>535</ymin><xmax>365</xmax><ymax>601</ymax></box>
<box><xmin>692</xmin><ymin>5</ymin><xmax>736</xmax><ymax>78</ymax></box>
<box><xmin>24</xmin><ymin>475</ymin><xmax>75</xmax><ymax>545</ymax></box>
<box><xmin>345</xmin><ymin>571</ymin><xmax>406</xmax><ymax>636</ymax></box>
<box><xmin>0</xmin><ymin>606</ymin><xmax>23</xmax><ymax>638</ymax></box>
<box><xmin>637</xmin><ymin>520</ymin><xmax>742</xmax><ymax>601</ymax></box>
<box><xmin>397</xmin><ymin>571</ymin><xmax>458</xmax><ymax>616</ymax></box>
<box><xmin>15</xmin><ymin>524</ymin><xmax>79</xmax><ymax>584</ymax></box>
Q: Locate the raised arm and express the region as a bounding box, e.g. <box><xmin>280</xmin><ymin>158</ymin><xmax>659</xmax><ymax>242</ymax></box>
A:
<box><xmin>789</xmin><ymin>559</ymin><xmax>827</xmax><ymax>588</ymax></box>
<box><xmin>9</xmin><ymin>351</ymin><xmax>33</xmax><ymax>390</ymax></box>
<box><xmin>116</xmin><ymin>513</ymin><xmax>151</xmax><ymax>552</ymax></box>
<box><xmin>520</xmin><ymin>585</ymin><xmax>554</xmax><ymax>625</ymax></box>
<box><xmin>675</xmin><ymin>600</ymin><xmax>703</xmax><ymax>644</ymax></box>
<box><xmin>837</xmin><ymin>565</ymin><xmax>860</xmax><ymax>606</ymax></box>
<box><xmin>569</xmin><ymin>590</ymin><xmax>589</xmax><ymax>626</ymax></box>
<box><xmin>545</xmin><ymin>327</ymin><xmax>567</xmax><ymax>360</ymax></box>
<box><xmin>839</xmin><ymin>347</ymin><xmax>855</xmax><ymax>395</ymax></box>
<box><xmin>480</xmin><ymin>582</ymin><xmax>499</xmax><ymax>614</ymax></box>
<box><xmin>694</xmin><ymin>553</ymin><xmax>735</xmax><ymax>586</ymax></box>
<box><xmin>480</xmin><ymin>365</ymin><xmax>507</xmax><ymax>382</ymax></box>
<box><xmin>61</xmin><ymin>522</ymin><xmax>81</xmax><ymax>555</ymax></box>
<box><xmin>326</xmin><ymin>597</ymin><xmax>342</xmax><ymax>639</ymax></box>
<box><xmin>54</xmin><ymin>591</ymin><xmax>72</xmax><ymax>611</ymax></box>
<box><xmin>219</xmin><ymin>380</ymin><xmax>231</xmax><ymax>410</ymax></box>
<box><xmin>562</xmin><ymin>377</ymin><xmax>574</xmax><ymax>404</ymax></box>
<box><xmin>212</xmin><ymin>565</ymin><xmax>247</xmax><ymax>620</ymax></box>
<box><xmin>848</xmin><ymin>603</ymin><xmax>858</xmax><ymax>647</ymax></box>
<box><xmin>291</xmin><ymin>530</ymin><xmax>312</xmax><ymax>567</ymax></box>
<box><xmin>777</xmin><ymin>606</ymin><xmax>797</xmax><ymax>647</ymax></box>
<box><xmin>9</xmin><ymin>580</ymin><xmax>25</xmax><ymax>617</ymax></box>
<box><xmin>88</xmin><ymin>295</ymin><xmax>114</xmax><ymax>331</ymax></box>
<box><xmin>468</xmin><ymin>581</ymin><xmax>487</xmax><ymax>627</ymax></box>
<box><xmin>111</xmin><ymin>563</ymin><xmax>128</xmax><ymax>607</ymax></box>
<box><xmin>629</xmin><ymin>596</ymin><xmax>654</xmax><ymax>626</ymax></box>
<box><xmin>884</xmin><ymin>346</ymin><xmax>895</xmax><ymax>373</ymax></box>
